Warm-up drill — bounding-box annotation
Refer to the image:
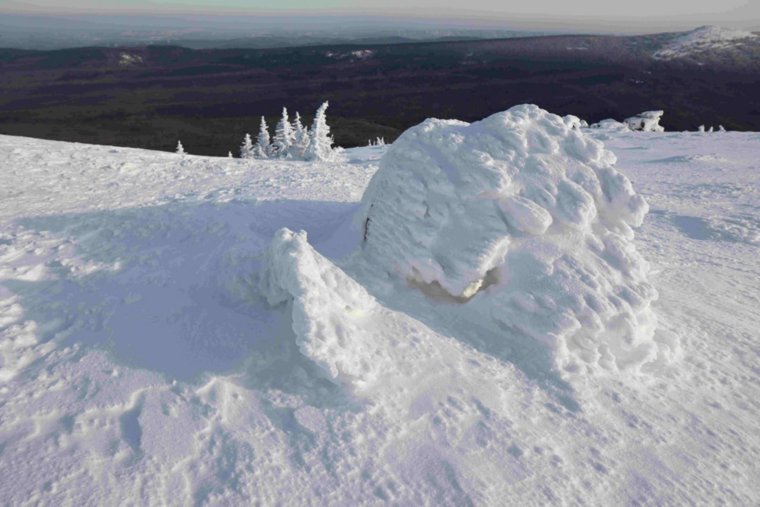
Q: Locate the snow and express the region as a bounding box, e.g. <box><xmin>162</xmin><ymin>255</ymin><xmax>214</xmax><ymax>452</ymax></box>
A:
<box><xmin>1</xmin><ymin>112</ymin><xmax>760</xmax><ymax>504</ymax></box>
<box><xmin>357</xmin><ymin>105</ymin><xmax>663</xmax><ymax>374</ymax></box>
<box><xmin>589</xmin><ymin>118</ymin><xmax>630</xmax><ymax>131</ymax></box>
<box><xmin>624</xmin><ymin>111</ymin><xmax>665</xmax><ymax>132</ymax></box>
<box><xmin>590</xmin><ymin>111</ymin><xmax>664</xmax><ymax>133</ymax></box>
<box><xmin>259</xmin><ymin>228</ymin><xmax>381</xmax><ymax>385</ymax></box>
<box><xmin>654</xmin><ymin>25</ymin><xmax>758</xmax><ymax>60</ymax></box>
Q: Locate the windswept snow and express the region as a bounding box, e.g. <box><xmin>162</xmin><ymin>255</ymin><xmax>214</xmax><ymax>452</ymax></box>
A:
<box><xmin>260</xmin><ymin>228</ymin><xmax>382</xmax><ymax>385</ymax></box>
<box><xmin>654</xmin><ymin>25</ymin><xmax>758</xmax><ymax>60</ymax></box>
<box><xmin>1</xmin><ymin>113</ymin><xmax>760</xmax><ymax>504</ymax></box>
<box><xmin>357</xmin><ymin>105</ymin><xmax>665</xmax><ymax>374</ymax></box>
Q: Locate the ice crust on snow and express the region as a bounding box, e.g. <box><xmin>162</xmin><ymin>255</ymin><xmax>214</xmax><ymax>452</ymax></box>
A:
<box><xmin>654</xmin><ymin>25</ymin><xmax>758</xmax><ymax>60</ymax></box>
<box><xmin>356</xmin><ymin>104</ymin><xmax>659</xmax><ymax>372</ymax></box>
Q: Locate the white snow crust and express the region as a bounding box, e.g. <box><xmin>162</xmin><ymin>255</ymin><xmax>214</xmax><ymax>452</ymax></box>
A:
<box><xmin>654</xmin><ymin>25</ymin><xmax>758</xmax><ymax>60</ymax></box>
<box><xmin>357</xmin><ymin>105</ymin><xmax>660</xmax><ymax>373</ymax></box>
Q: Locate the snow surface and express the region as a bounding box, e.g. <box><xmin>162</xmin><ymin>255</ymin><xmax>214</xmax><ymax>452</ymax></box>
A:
<box><xmin>1</xmin><ymin>116</ymin><xmax>760</xmax><ymax>504</ymax></box>
<box><xmin>654</xmin><ymin>25</ymin><xmax>758</xmax><ymax>60</ymax></box>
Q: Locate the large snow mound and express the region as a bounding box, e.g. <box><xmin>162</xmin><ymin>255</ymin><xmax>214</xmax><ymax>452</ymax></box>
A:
<box><xmin>358</xmin><ymin>104</ymin><xmax>660</xmax><ymax>373</ymax></box>
<box><xmin>654</xmin><ymin>25</ymin><xmax>758</xmax><ymax>60</ymax></box>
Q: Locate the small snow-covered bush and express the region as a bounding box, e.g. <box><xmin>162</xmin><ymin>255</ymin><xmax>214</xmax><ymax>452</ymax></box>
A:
<box><xmin>624</xmin><ymin>111</ymin><xmax>665</xmax><ymax>132</ymax></box>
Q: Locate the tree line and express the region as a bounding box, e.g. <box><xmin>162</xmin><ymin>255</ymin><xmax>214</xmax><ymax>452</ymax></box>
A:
<box><xmin>176</xmin><ymin>101</ymin><xmax>337</xmax><ymax>161</ymax></box>
<box><xmin>241</xmin><ymin>101</ymin><xmax>336</xmax><ymax>161</ymax></box>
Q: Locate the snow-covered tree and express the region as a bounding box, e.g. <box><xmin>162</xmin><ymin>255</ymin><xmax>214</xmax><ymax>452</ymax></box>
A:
<box><xmin>239</xmin><ymin>133</ymin><xmax>254</xmax><ymax>159</ymax></box>
<box><xmin>254</xmin><ymin>116</ymin><xmax>271</xmax><ymax>159</ymax></box>
<box><xmin>271</xmin><ymin>107</ymin><xmax>295</xmax><ymax>158</ymax></box>
<box><xmin>305</xmin><ymin>101</ymin><xmax>334</xmax><ymax>161</ymax></box>
<box><xmin>176</xmin><ymin>140</ymin><xmax>185</xmax><ymax>155</ymax></box>
<box><xmin>291</xmin><ymin>111</ymin><xmax>309</xmax><ymax>159</ymax></box>
<box><xmin>228</xmin><ymin>151</ymin><xmax>233</xmax><ymax>158</ymax></box>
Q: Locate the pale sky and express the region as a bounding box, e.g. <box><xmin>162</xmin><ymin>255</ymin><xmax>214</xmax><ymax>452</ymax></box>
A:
<box><xmin>2</xmin><ymin>0</ymin><xmax>759</xmax><ymax>31</ymax></box>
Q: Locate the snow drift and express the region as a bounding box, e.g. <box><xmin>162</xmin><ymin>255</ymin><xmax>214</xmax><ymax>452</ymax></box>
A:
<box><xmin>357</xmin><ymin>104</ymin><xmax>660</xmax><ymax>373</ymax></box>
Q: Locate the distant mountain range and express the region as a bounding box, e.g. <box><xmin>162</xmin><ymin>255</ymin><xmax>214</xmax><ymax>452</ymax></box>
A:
<box><xmin>0</xmin><ymin>13</ymin><xmax>543</xmax><ymax>50</ymax></box>
<box><xmin>0</xmin><ymin>26</ymin><xmax>758</xmax><ymax>155</ymax></box>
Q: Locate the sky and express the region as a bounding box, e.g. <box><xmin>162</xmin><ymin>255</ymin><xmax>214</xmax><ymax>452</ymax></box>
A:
<box><xmin>2</xmin><ymin>0</ymin><xmax>759</xmax><ymax>32</ymax></box>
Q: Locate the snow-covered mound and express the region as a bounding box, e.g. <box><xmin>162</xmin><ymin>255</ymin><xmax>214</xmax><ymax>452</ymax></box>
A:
<box><xmin>589</xmin><ymin>111</ymin><xmax>664</xmax><ymax>132</ymax></box>
<box><xmin>562</xmin><ymin>114</ymin><xmax>588</xmax><ymax>130</ymax></box>
<box><xmin>589</xmin><ymin>118</ymin><xmax>629</xmax><ymax>131</ymax></box>
<box><xmin>260</xmin><ymin>228</ymin><xmax>382</xmax><ymax>385</ymax></box>
<box><xmin>624</xmin><ymin>110</ymin><xmax>665</xmax><ymax>132</ymax></box>
<box><xmin>654</xmin><ymin>25</ymin><xmax>758</xmax><ymax>60</ymax></box>
<box><xmin>357</xmin><ymin>105</ymin><xmax>660</xmax><ymax>373</ymax></box>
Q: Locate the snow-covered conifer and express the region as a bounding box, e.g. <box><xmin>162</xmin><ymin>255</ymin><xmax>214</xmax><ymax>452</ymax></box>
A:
<box><xmin>176</xmin><ymin>140</ymin><xmax>185</xmax><ymax>155</ymax></box>
<box><xmin>272</xmin><ymin>107</ymin><xmax>295</xmax><ymax>158</ymax></box>
<box><xmin>291</xmin><ymin>111</ymin><xmax>309</xmax><ymax>159</ymax></box>
<box><xmin>239</xmin><ymin>133</ymin><xmax>254</xmax><ymax>159</ymax></box>
<box><xmin>255</xmin><ymin>116</ymin><xmax>271</xmax><ymax>159</ymax></box>
<box><xmin>305</xmin><ymin>101</ymin><xmax>334</xmax><ymax>161</ymax></box>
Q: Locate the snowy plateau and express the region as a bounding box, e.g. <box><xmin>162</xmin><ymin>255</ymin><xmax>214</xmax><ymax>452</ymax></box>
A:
<box><xmin>653</xmin><ymin>25</ymin><xmax>758</xmax><ymax>60</ymax></box>
<box><xmin>0</xmin><ymin>105</ymin><xmax>759</xmax><ymax>505</ymax></box>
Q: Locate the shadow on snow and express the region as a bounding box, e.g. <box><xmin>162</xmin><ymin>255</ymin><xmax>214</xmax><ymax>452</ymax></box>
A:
<box><xmin>5</xmin><ymin>195</ymin><xmax>579</xmax><ymax>412</ymax></box>
<box><xmin>6</xmin><ymin>198</ymin><xmax>355</xmax><ymax>407</ymax></box>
